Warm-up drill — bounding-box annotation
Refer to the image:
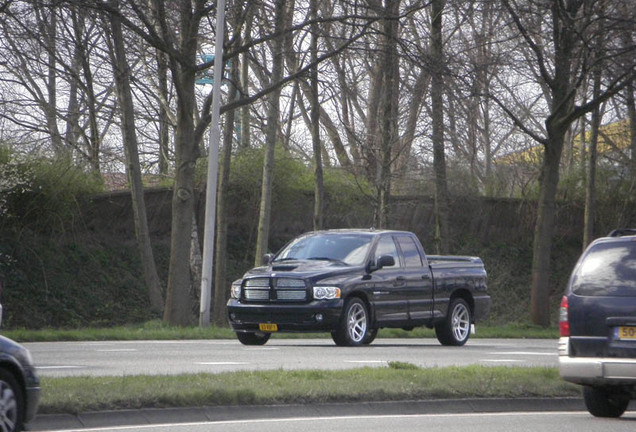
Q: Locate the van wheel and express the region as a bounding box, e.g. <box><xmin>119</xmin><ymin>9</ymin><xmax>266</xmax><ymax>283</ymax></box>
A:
<box><xmin>435</xmin><ymin>298</ymin><xmax>471</xmax><ymax>346</ymax></box>
<box><xmin>332</xmin><ymin>298</ymin><xmax>369</xmax><ymax>346</ymax></box>
<box><xmin>236</xmin><ymin>332</ymin><xmax>271</xmax><ymax>346</ymax></box>
<box><xmin>583</xmin><ymin>386</ymin><xmax>629</xmax><ymax>417</ymax></box>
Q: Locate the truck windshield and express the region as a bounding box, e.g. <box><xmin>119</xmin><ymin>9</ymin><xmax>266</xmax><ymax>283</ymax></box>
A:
<box><xmin>274</xmin><ymin>233</ymin><xmax>373</xmax><ymax>266</ymax></box>
<box><xmin>572</xmin><ymin>241</ymin><xmax>636</xmax><ymax>297</ymax></box>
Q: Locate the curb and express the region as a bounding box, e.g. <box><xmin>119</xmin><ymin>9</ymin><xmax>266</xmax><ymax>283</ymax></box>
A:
<box><xmin>28</xmin><ymin>398</ymin><xmax>586</xmax><ymax>431</ymax></box>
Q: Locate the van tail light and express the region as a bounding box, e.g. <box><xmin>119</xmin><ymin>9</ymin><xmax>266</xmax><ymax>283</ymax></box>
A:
<box><xmin>559</xmin><ymin>296</ymin><xmax>570</xmax><ymax>337</ymax></box>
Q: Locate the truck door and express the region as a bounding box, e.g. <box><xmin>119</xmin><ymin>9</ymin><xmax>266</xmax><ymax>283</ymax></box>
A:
<box><xmin>396</xmin><ymin>235</ymin><xmax>434</xmax><ymax>324</ymax></box>
<box><xmin>369</xmin><ymin>235</ymin><xmax>409</xmax><ymax>324</ymax></box>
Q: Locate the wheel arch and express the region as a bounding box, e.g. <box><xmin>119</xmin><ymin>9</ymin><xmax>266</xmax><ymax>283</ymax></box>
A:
<box><xmin>0</xmin><ymin>359</ymin><xmax>26</xmax><ymax>395</ymax></box>
<box><xmin>343</xmin><ymin>291</ymin><xmax>376</xmax><ymax>327</ymax></box>
<box><xmin>449</xmin><ymin>289</ymin><xmax>475</xmax><ymax>322</ymax></box>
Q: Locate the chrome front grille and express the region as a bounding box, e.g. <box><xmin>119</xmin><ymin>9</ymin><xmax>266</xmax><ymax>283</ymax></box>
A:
<box><xmin>274</xmin><ymin>278</ymin><xmax>306</xmax><ymax>301</ymax></box>
<box><xmin>244</xmin><ymin>278</ymin><xmax>270</xmax><ymax>301</ymax></box>
<box><xmin>242</xmin><ymin>277</ymin><xmax>307</xmax><ymax>302</ymax></box>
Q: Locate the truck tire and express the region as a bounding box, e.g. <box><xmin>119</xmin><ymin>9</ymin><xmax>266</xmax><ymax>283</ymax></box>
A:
<box><xmin>332</xmin><ymin>298</ymin><xmax>369</xmax><ymax>347</ymax></box>
<box><xmin>435</xmin><ymin>298</ymin><xmax>471</xmax><ymax>346</ymax></box>
<box><xmin>583</xmin><ymin>386</ymin><xmax>629</xmax><ymax>418</ymax></box>
<box><xmin>236</xmin><ymin>332</ymin><xmax>271</xmax><ymax>346</ymax></box>
<box><xmin>0</xmin><ymin>368</ymin><xmax>24</xmax><ymax>432</ymax></box>
<box><xmin>364</xmin><ymin>328</ymin><xmax>378</xmax><ymax>345</ymax></box>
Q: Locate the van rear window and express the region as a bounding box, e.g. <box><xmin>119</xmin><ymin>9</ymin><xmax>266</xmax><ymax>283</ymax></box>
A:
<box><xmin>572</xmin><ymin>241</ymin><xmax>636</xmax><ymax>296</ymax></box>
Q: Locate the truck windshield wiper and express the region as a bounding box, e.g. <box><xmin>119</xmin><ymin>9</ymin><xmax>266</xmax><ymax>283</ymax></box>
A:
<box><xmin>273</xmin><ymin>257</ymin><xmax>299</xmax><ymax>262</ymax></box>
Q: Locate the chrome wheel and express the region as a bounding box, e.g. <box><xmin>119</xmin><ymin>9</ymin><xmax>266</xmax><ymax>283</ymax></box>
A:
<box><xmin>435</xmin><ymin>298</ymin><xmax>472</xmax><ymax>346</ymax></box>
<box><xmin>451</xmin><ymin>302</ymin><xmax>470</xmax><ymax>342</ymax></box>
<box><xmin>347</xmin><ymin>302</ymin><xmax>367</xmax><ymax>343</ymax></box>
<box><xmin>333</xmin><ymin>298</ymin><xmax>369</xmax><ymax>346</ymax></box>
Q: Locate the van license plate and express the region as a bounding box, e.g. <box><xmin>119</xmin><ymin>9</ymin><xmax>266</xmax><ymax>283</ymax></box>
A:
<box><xmin>259</xmin><ymin>323</ymin><xmax>278</xmax><ymax>332</ymax></box>
<box><xmin>617</xmin><ymin>326</ymin><xmax>636</xmax><ymax>340</ymax></box>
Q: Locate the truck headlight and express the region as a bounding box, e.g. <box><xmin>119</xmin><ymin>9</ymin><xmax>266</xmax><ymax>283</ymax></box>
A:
<box><xmin>231</xmin><ymin>281</ymin><xmax>242</xmax><ymax>299</ymax></box>
<box><xmin>313</xmin><ymin>286</ymin><xmax>341</xmax><ymax>300</ymax></box>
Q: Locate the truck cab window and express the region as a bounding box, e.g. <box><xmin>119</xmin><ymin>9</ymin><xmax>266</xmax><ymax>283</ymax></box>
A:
<box><xmin>397</xmin><ymin>236</ymin><xmax>424</xmax><ymax>267</ymax></box>
<box><xmin>375</xmin><ymin>236</ymin><xmax>401</xmax><ymax>267</ymax></box>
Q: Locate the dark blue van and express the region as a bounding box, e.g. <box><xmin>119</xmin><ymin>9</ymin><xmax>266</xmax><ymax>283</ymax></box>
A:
<box><xmin>559</xmin><ymin>229</ymin><xmax>636</xmax><ymax>417</ymax></box>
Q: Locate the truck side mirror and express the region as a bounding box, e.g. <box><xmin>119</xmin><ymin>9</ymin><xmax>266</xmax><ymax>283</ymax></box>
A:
<box><xmin>262</xmin><ymin>253</ymin><xmax>274</xmax><ymax>265</ymax></box>
<box><xmin>377</xmin><ymin>255</ymin><xmax>395</xmax><ymax>268</ymax></box>
<box><xmin>367</xmin><ymin>255</ymin><xmax>395</xmax><ymax>273</ymax></box>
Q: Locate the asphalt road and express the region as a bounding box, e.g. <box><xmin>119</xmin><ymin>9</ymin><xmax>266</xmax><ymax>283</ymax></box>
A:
<box><xmin>27</xmin><ymin>337</ymin><xmax>558</xmax><ymax>377</ymax></box>
<box><xmin>33</xmin><ymin>409</ymin><xmax>636</xmax><ymax>432</ymax></box>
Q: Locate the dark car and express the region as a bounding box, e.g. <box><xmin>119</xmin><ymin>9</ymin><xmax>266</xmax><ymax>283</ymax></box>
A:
<box><xmin>559</xmin><ymin>229</ymin><xmax>636</xmax><ymax>417</ymax></box>
<box><xmin>0</xmin><ymin>335</ymin><xmax>40</xmax><ymax>432</ymax></box>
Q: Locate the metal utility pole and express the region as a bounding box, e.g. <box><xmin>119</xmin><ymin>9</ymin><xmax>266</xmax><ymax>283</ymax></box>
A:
<box><xmin>199</xmin><ymin>0</ymin><xmax>226</xmax><ymax>327</ymax></box>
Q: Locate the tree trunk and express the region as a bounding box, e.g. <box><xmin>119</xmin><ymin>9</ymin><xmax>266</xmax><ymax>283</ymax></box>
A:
<box><xmin>212</xmin><ymin>44</ymin><xmax>240</xmax><ymax>327</ymax></box>
<box><xmin>76</xmin><ymin>11</ymin><xmax>101</xmax><ymax>175</ymax></box>
<box><xmin>310</xmin><ymin>0</ymin><xmax>323</xmax><ymax>231</ymax></box>
<box><xmin>377</xmin><ymin>0</ymin><xmax>400</xmax><ymax>228</ymax></box>
<box><xmin>239</xmin><ymin>4</ymin><xmax>253</xmax><ymax>150</ymax></box>
<box><xmin>64</xmin><ymin>38</ymin><xmax>81</xmax><ymax>156</ymax></box>
<box><xmin>164</xmin><ymin>113</ymin><xmax>198</xmax><ymax>325</ymax></box>
<box><xmin>583</xmin><ymin>67</ymin><xmax>602</xmax><ymax>249</ymax></box>
<box><xmin>161</xmin><ymin>0</ymin><xmax>204</xmax><ymax>326</ymax></box>
<box><xmin>157</xmin><ymin>50</ymin><xmax>171</xmax><ymax>176</ymax></box>
<box><xmin>626</xmin><ymin>82</ymin><xmax>636</xmax><ymax>171</ymax></box>
<box><xmin>530</xmin><ymin>126</ymin><xmax>565</xmax><ymax>327</ymax></box>
<box><xmin>527</xmin><ymin>0</ymin><xmax>577</xmax><ymax>327</ymax></box>
<box><xmin>254</xmin><ymin>0</ymin><xmax>286</xmax><ymax>265</ymax></box>
<box><xmin>365</xmin><ymin>61</ymin><xmax>383</xmax><ymax>186</ymax></box>
<box><xmin>108</xmin><ymin>0</ymin><xmax>164</xmax><ymax>315</ymax></box>
<box><xmin>43</xmin><ymin>6</ymin><xmax>65</xmax><ymax>157</ymax></box>
<box><xmin>431</xmin><ymin>0</ymin><xmax>450</xmax><ymax>254</ymax></box>
<box><xmin>190</xmin><ymin>212</ymin><xmax>202</xmax><ymax>313</ymax></box>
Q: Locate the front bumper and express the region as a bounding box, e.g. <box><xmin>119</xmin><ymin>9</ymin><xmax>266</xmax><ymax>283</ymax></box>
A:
<box><xmin>227</xmin><ymin>299</ymin><xmax>343</xmax><ymax>333</ymax></box>
<box><xmin>559</xmin><ymin>337</ymin><xmax>636</xmax><ymax>386</ymax></box>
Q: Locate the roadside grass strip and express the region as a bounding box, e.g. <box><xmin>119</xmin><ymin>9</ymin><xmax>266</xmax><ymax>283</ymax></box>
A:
<box><xmin>39</xmin><ymin>364</ymin><xmax>579</xmax><ymax>414</ymax></box>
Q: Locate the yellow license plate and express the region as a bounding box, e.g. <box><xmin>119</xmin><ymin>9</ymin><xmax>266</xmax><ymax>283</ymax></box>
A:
<box><xmin>617</xmin><ymin>326</ymin><xmax>636</xmax><ymax>340</ymax></box>
<box><xmin>259</xmin><ymin>323</ymin><xmax>278</xmax><ymax>332</ymax></box>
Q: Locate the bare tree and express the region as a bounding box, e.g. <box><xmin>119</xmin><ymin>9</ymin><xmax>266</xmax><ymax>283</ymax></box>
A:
<box><xmin>0</xmin><ymin>2</ymin><xmax>114</xmax><ymax>171</ymax></box>
<box><xmin>310</xmin><ymin>0</ymin><xmax>323</xmax><ymax>230</ymax></box>
<box><xmin>211</xmin><ymin>1</ymin><xmax>246</xmax><ymax>326</ymax></box>
<box><xmin>253</xmin><ymin>0</ymin><xmax>287</xmax><ymax>265</ymax></box>
<box><xmin>500</xmin><ymin>0</ymin><xmax>636</xmax><ymax>326</ymax></box>
<box><xmin>430</xmin><ymin>0</ymin><xmax>450</xmax><ymax>253</ymax></box>
<box><xmin>105</xmin><ymin>0</ymin><xmax>164</xmax><ymax>314</ymax></box>
<box><xmin>583</xmin><ymin>23</ymin><xmax>606</xmax><ymax>249</ymax></box>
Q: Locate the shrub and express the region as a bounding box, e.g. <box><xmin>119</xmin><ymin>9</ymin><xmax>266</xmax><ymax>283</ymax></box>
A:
<box><xmin>0</xmin><ymin>151</ymin><xmax>103</xmax><ymax>233</ymax></box>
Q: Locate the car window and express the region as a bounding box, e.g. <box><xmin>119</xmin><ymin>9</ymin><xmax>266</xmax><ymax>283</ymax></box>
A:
<box><xmin>572</xmin><ymin>241</ymin><xmax>636</xmax><ymax>296</ymax></box>
<box><xmin>375</xmin><ymin>236</ymin><xmax>401</xmax><ymax>268</ymax></box>
<box><xmin>397</xmin><ymin>236</ymin><xmax>423</xmax><ymax>267</ymax></box>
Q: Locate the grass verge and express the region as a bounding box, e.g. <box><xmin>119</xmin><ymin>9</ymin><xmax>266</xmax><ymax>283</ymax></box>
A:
<box><xmin>5</xmin><ymin>321</ymin><xmax>559</xmax><ymax>342</ymax></box>
<box><xmin>39</xmin><ymin>364</ymin><xmax>579</xmax><ymax>415</ymax></box>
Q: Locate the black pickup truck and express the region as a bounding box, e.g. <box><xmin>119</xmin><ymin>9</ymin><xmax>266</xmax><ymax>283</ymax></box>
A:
<box><xmin>227</xmin><ymin>229</ymin><xmax>490</xmax><ymax>346</ymax></box>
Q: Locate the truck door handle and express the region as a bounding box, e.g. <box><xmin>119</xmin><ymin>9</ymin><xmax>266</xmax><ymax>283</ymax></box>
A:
<box><xmin>394</xmin><ymin>276</ymin><xmax>406</xmax><ymax>287</ymax></box>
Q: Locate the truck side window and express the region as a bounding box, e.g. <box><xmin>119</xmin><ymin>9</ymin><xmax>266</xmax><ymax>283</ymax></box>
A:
<box><xmin>397</xmin><ymin>236</ymin><xmax>423</xmax><ymax>267</ymax></box>
<box><xmin>375</xmin><ymin>236</ymin><xmax>401</xmax><ymax>267</ymax></box>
